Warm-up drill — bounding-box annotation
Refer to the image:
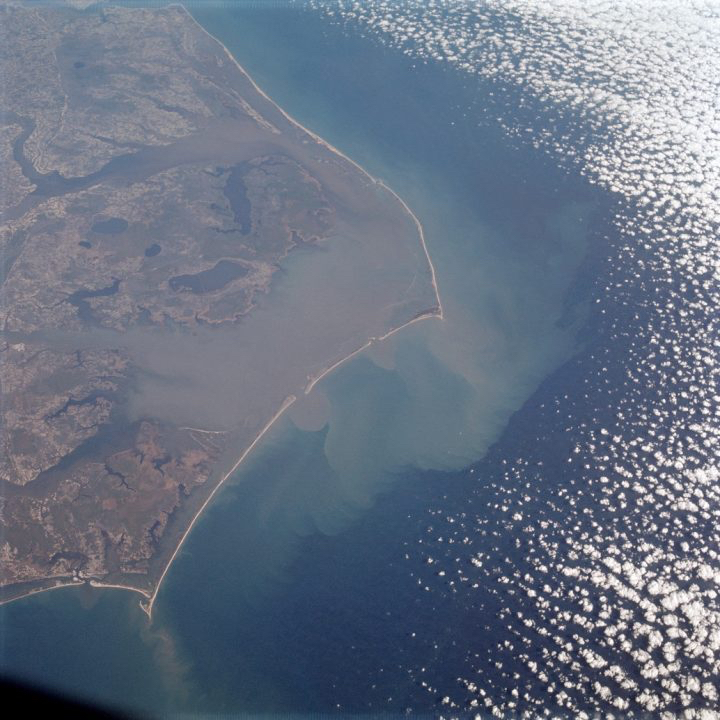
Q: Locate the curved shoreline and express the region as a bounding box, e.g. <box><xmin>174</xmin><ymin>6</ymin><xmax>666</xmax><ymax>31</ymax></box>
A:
<box><xmin>143</xmin><ymin>394</ymin><xmax>297</xmax><ymax>618</ymax></box>
<box><xmin>1</xmin><ymin>4</ymin><xmax>443</xmax><ymax>619</ymax></box>
<box><xmin>0</xmin><ymin>580</ymin><xmax>85</xmax><ymax>608</ymax></box>
<box><xmin>179</xmin><ymin>3</ymin><xmax>444</xmax><ymax>321</ymax></box>
<box><xmin>0</xmin><ymin>577</ymin><xmax>150</xmax><ymax>609</ymax></box>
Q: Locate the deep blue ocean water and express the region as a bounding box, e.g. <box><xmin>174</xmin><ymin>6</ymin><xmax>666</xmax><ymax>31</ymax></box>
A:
<box><xmin>4</xmin><ymin>2</ymin><xmax>711</xmax><ymax>717</ymax></box>
<box><xmin>0</xmin><ymin>4</ymin><xmax>609</xmax><ymax>715</ymax></box>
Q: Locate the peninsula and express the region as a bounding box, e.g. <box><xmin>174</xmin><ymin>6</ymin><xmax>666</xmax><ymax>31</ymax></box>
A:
<box><xmin>0</xmin><ymin>2</ymin><xmax>442</xmax><ymax>616</ymax></box>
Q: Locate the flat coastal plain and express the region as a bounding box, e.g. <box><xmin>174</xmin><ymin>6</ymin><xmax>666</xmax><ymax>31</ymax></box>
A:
<box><xmin>0</xmin><ymin>3</ymin><xmax>441</xmax><ymax>613</ymax></box>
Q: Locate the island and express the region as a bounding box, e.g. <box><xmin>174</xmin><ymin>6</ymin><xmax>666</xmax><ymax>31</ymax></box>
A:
<box><xmin>0</xmin><ymin>2</ymin><xmax>442</xmax><ymax>617</ymax></box>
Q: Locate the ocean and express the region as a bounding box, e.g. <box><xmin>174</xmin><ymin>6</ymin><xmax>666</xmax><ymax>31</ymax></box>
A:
<box><xmin>2</xmin><ymin>1</ymin><xmax>718</xmax><ymax>717</ymax></box>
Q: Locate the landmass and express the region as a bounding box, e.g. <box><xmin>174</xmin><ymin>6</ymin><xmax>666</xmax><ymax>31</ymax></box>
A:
<box><xmin>0</xmin><ymin>1</ymin><xmax>442</xmax><ymax>616</ymax></box>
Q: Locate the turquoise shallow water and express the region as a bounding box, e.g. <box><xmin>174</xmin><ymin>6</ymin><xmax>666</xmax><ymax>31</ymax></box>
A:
<box><xmin>1</xmin><ymin>4</ymin><xmax>612</xmax><ymax>716</ymax></box>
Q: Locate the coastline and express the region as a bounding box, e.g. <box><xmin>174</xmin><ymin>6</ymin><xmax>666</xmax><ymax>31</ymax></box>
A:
<box><xmin>143</xmin><ymin>394</ymin><xmax>298</xmax><ymax>618</ymax></box>
<box><xmin>303</xmin><ymin>308</ymin><xmax>441</xmax><ymax>396</ymax></box>
<box><xmin>178</xmin><ymin>3</ymin><xmax>444</xmax><ymax>322</ymax></box>
<box><xmin>0</xmin><ymin>580</ymin><xmax>85</xmax><ymax>608</ymax></box>
<box><xmin>0</xmin><ymin>4</ymin><xmax>443</xmax><ymax>619</ymax></box>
